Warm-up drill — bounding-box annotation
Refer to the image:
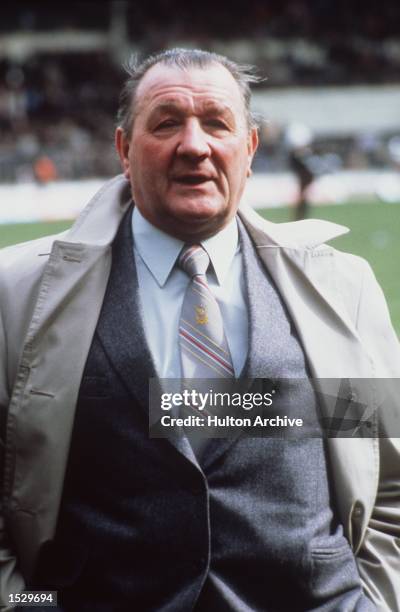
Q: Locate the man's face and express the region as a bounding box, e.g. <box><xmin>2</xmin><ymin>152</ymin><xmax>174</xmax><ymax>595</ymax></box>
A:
<box><xmin>116</xmin><ymin>62</ymin><xmax>258</xmax><ymax>241</ymax></box>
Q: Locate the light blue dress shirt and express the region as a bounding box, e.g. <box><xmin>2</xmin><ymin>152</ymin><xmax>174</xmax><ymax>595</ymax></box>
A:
<box><xmin>132</xmin><ymin>206</ymin><xmax>249</xmax><ymax>378</ymax></box>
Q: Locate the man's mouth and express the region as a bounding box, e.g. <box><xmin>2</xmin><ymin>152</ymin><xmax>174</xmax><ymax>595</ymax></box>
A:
<box><xmin>173</xmin><ymin>174</ymin><xmax>214</xmax><ymax>185</ymax></box>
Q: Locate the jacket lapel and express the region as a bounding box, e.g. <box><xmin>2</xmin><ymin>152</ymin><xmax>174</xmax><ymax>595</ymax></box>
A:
<box><xmin>95</xmin><ymin>208</ymin><xmax>198</xmax><ymax>466</ymax></box>
<box><xmin>95</xmin><ymin>208</ymin><xmax>157</xmax><ymax>412</ymax></box>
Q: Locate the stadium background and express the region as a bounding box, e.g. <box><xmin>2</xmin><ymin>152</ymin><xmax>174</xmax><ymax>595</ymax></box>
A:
<box><xmin>1</xmin><ymin>1</ymin><xmax>399</xmax><ymax>333</ymax></box>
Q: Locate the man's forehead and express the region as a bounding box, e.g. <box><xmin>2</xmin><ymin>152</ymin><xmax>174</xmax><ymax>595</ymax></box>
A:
<box><xmin>135</xmin><ymin>63</ymin><xmax>244</xmax><ymax>111</ymax></box>
<box><xmin>145</xmin><ymin>97</ymin><xmax>234</xmax><ymax>118</ymax></box>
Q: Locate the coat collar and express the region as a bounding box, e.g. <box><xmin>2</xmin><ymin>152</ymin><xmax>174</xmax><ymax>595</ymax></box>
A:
<box><xmin>237</xmin><ymin>202</ymin><xmax>349</xmax><ymax>249</ymax></box>
<box><xmin>66</xmin><ymin>175</ymin><xmax>133</xmax><ymax>245</ymax></box>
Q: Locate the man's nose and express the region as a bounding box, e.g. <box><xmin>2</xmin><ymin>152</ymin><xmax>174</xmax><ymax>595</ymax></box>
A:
<box><xmin>176</xmin><ymin>120</ymin><xmax>211</xmax><ymax>159</ymax></box>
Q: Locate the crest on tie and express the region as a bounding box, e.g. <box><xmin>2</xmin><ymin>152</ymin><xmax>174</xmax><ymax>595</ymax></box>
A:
<box><xmin>195</xmin><ymin>305</ymin><xmax>208</xmax><ymax>325</ymax></box>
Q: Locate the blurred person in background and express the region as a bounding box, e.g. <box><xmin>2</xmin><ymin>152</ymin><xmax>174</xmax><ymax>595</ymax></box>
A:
<box><xmin>285</xmin><ymin>122</ymin><xmax>315</xmax><ymax>220</ymax></box>
<box><xmin>0</xmin><ymin>48</ymin><xmax>399</xmax><ymax>612</ymax></box>
<box><xmin>33</xmin><ymin>154</ymin><xmax>58</xmax><ymax>185</ymax></box>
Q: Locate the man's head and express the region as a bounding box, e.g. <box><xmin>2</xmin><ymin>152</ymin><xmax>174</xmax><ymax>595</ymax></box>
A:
<box><xmin>115</xmin><ymin>48</ymin><xmax>259</xmax><ymax>241</ymax></box>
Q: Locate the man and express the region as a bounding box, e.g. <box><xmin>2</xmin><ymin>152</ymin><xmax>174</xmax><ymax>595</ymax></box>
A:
<box><xmin>284</xmin><ymin>123</ymin><xmax>315</xmax><ymax>220</ymax></box>
<box><xmin>0</xmin><ymin>48</ymin><xmax>399</xmax><ymax>611</ymax></box>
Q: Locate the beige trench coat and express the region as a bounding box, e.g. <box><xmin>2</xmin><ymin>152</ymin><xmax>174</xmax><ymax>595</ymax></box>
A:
<box><xmin>0</xmin><ymin>175</ymin><xmax>399</xmax><ymax>611</ymax></box>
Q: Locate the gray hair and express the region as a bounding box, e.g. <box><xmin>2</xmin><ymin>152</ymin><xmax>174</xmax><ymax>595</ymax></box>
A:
<box><xmin>117</xmin><ymin>47</ymin><xmax>261</xmax><ymax>137</ymax></box>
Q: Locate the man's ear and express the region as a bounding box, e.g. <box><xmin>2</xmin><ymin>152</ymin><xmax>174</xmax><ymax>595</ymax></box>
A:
<box><xmin>115</xmin><ymin>127</ymin><xmax>131</xmax><ymax>179</ymax></box>
<box><xmin>247</xmin><ymin>127</ymin><xmax>259</xmax><ymax>177</ymax></box>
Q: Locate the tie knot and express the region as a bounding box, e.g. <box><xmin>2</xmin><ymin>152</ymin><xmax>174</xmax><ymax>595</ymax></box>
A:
<box><xmin>178</xmin><ymin>244</ymin><xmax>210</xmax><ymax>278</ymax></box>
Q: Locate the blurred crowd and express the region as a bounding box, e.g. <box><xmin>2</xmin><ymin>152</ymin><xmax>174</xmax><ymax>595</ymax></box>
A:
<box><xmin>1</xmin><ymin>1</ymin><xmax>400</xmax><ymax>183</ymax></box>
<box><xmin>0</xmin><ymin>53</ymin><xmax>121</xmax><ymax>182</ymax></box>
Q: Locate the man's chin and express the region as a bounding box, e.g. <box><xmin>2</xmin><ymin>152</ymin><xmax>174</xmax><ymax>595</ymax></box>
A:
<box><xmin>170</xmin><ymin>198</ymin><xmax>223</xmax><ymax>221</ymax></box>
<box><xmin>166</xmin><ymin>205</ymin><xmax>230</xmax><ymax>241</ymax></box>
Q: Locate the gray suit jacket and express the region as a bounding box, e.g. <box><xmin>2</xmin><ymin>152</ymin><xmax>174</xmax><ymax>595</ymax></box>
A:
<box><xmin>0</xmin><ymin>175</ymin><xmax>399</xmax><ymax>610</ymax></box>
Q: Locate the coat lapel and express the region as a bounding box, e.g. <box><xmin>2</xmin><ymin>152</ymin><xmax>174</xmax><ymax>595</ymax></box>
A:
<box><xmin>238</xmin><ymin>208</ymin><xmax>374</xmax><ymax>378</ymax></box>
<box><xmin>238</xmin><ymin>209</ymin><xmax>378</xmax><ymax>546</ymax></box>
<box><xmin>6</xmin><ymin>179</ymin><xmax>135</xmax><ymax>577</ymax></box>
<box><xmin>7</xmin><ymin>241</ymin><xmax>113</xmax><ymax>578</ymax></box>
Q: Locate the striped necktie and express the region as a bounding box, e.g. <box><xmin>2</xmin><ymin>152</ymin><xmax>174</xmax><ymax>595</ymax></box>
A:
<box><xmin>178</xmin><ymin>244</ymin><xmax>234</xmax><ymax>379</ymax></box>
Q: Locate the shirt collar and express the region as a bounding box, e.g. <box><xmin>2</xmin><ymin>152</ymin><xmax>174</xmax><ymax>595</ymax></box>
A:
<box><xmin>132</xmin><ymin>206</ymin><xmax>238</xmax><ymax>287</ymax></box>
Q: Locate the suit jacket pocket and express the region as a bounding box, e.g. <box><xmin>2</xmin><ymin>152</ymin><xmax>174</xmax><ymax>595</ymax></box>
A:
<box><xmin>310</xmin><ymin>536</ymin><xmax>367</xmax><ymax>605</ymax></box>
<box><xmin>311</xmin><ymin>535</ymin><xmax>354</xmax><ymax>561</ymax></box>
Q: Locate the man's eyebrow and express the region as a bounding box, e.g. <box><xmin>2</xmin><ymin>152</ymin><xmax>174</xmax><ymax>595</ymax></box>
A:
<box><xmin>202</xmin><ymin>102</ymin><xmax>235</xmax><ymax>118</ymax></box>
<box><xmin>148</xmin><ymin>100</ymin><xmax>235</xmax><ymax>117</ymax></box>
<box><xmin>148</xmin><ymin>101</ymin><xmax>185</xmax><ymax>116</ymax></box>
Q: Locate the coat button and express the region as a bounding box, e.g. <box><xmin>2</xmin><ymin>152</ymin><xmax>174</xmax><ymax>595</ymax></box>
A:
<box><xmin>353</xmin><ymin>503</ymin><xmax>363</xmax><ymax>518</ymax></box>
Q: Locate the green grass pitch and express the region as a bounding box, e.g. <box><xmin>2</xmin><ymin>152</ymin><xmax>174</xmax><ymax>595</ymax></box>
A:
<box><xmin>0</xmin><ymin>202</ymin><xmax>399</xmax><ymax>334</ymax></box>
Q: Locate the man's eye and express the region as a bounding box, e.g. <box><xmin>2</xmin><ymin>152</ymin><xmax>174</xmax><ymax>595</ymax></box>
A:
<box><xmin>205</xmin><ymin>119</ymin><xmax>229</xmax><ymax>130</ymax></box>
<box><xmin>155</xmin><ymin>120</ymin><xmax>178</xmax><ymax>130</ymax></box>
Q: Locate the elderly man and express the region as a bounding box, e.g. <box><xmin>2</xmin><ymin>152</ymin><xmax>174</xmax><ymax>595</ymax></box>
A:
<box><xmin>0</xmin><ymin>48</ymin><xmax>399</xmax><ymax>612</ymax></box>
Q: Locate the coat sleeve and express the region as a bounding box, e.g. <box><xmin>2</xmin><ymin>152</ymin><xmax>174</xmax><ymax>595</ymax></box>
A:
<box><xmin>352</xmin><ymin>259</ymin><xmax>400</xmax><ymax>611</ymax></box>
<box><xmin>0</xmin><ymin>292</ymin><xmax>26</xmax><ymax>610</ymax></box>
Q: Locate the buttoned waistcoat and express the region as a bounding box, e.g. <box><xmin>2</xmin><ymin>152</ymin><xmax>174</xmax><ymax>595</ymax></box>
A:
<box><xmin>0</xmin><ymin>175</ymin><xmax>399</xmax><ymax>611</ymax></box>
